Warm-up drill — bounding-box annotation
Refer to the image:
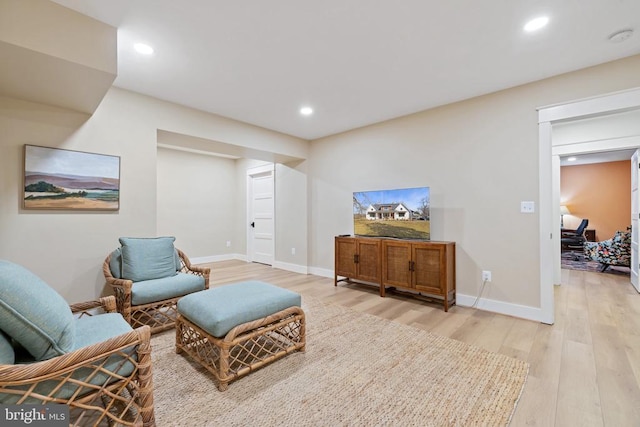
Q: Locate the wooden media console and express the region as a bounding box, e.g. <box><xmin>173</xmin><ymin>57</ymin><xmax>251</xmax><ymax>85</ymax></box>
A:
<box><xmin>334</xmin><ymin>236</ymin><xmax>456</xmax><ymax>311</ymax></box>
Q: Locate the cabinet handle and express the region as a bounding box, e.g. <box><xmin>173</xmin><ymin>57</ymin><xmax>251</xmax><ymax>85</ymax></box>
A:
<box><xmin>354</xmin><ymin>254</ymin><xmax>359</xmax><ymax>264</ymax></box>
<box><xmin>410</xmin><ymin>261</ymin><xmax>416</xmax><ymax>271</ymax></box>
<box><xmin>408</xmin><ymin>260</ymin><xmax>412</xmax><ymax>271</ymax></box>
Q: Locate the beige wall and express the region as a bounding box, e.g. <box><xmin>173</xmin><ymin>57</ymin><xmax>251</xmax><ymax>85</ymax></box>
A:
<box><xmin>561</xmin><ymin>161</ymin><xmax>631</xmax><ymax>241</ymax></box>
<box><xmin>275</xmin><ymin>161</ymin><xmax>309</xmax><ymax>270</ymax></box>
<box><xmin>308</xmin><ymin>54</ymin><xmax>640</xmax><ymax>311</ymax></box>
<box><xmin>2</xmin><ymin>48</ymin><xmax>640</xmax><ymax>316</ymax></box>
<box><xmin>0</xmin><ymin>88</ymin><xmax>308</xmax><ymax>303</ymax></box>
<box><xmin>157</xmin><ymin>146</ymin><xmax>238</xmax><ymax>258</ymax></box>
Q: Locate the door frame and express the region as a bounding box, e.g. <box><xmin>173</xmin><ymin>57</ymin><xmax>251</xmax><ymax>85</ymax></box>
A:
<box><xmin>246</xmin><ymin>163</ymin><xmax>275</xmax><ymax>264</ymax></box>
<box><xmin>538</xmin><ymin>86</ymin><xmax>640</xmax><ymax>325</ymax></box>
<box><xmin>632</xmin><ymin>150</ymin><xmax>639</xmax><ymax>291</ymax></box>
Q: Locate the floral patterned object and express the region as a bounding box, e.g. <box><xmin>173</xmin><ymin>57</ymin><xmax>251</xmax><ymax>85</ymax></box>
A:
<box><xmin>584</xmin><ymin>230</ymin><xmax>631</xmax><ymax>272</ymax></box>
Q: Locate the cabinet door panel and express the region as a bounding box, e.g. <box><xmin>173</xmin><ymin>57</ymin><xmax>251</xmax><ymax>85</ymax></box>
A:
<box><xmin>356</xmin><ymin>239</ymin><xmax>381</xmax><ymax>282</ymax></box>
<box><xmin>412</xmin><ymin>244</ymin><xmax>443</xmax><ymax>294</ymax></box>
<box><xmin>382</xmin><ymin>241</ymin><xmax>411</xmax><ymax>287</ymax></box>
<box><xmin>335</xmin><ymin>238</ymin><xmax>357</xmax><ymax>278</ymax></box>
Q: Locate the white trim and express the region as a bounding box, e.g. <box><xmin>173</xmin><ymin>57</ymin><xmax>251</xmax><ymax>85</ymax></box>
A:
<box><xmin>191</xmin><ymin>255</ymin><xmax>309</xmax><ymax>275</ymax></box>
<box><xmin>538</xmin><ymin>120</ymin><xmax>555</xmax><ymax>324</ymax></box>
<box><xmin>552</xmin><ymin>154</ymin><xmax>561</xmax><ymax>285</ymax></box>
<box><xmin>538</xmin><ymin>87</ymin><xmax>640</xmax><ymax>123</ymax></box>
<box><xmin>309</xmin><ymin>266</ymin><xmax>334</xmax><ymax>278</ymax></box>
<box><xmin>246</xmin><ymin>163</ymin><xmax>276</xmax><ymax>176</ymax></box>
<box><xmin>539</xmin><ymin>86</ymin><xmax>640</xmax><ymax>325</ymax></box>
<box><xmin>457</xmin><ymin>294</ymin><xmax>542</xmax><ymax>323</ymax></box>
<box><xmin>552</xmin><ymin>135</ymin><xmax>640</xmax><ymax>156</ymax></box>
<box><xmin>273</xmin><ymin>261</ymin><xmax>309</xmax><ymax>275</ymax></box>
<box><xmin>190</xmin><ymin>253</ymin><xmax>247</xmax><ymax>264</ymax></box>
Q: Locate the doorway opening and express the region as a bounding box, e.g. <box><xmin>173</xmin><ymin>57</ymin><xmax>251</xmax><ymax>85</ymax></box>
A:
<box><xmin>538</xmin><ymin>87</ymin><xmax>640</xmax><ymax>325</ymax></box>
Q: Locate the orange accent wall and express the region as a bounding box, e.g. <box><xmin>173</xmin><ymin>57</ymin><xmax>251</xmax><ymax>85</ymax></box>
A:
<box><xmin>560</xmin><ymin>160</ymin><xmax>630</xmax><ymax>241</ymax></box>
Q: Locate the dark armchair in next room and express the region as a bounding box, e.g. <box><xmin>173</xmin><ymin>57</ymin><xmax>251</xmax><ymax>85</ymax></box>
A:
<box><xmin>561</xmin><ymin>218</ymin><xmax>589</xmax><ymax>259</ymax></box>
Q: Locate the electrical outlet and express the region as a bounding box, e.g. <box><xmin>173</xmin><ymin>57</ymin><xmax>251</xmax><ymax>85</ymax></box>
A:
<box><xmin>226</xmin><ymin>241</ymin><xmax>231</xmax><ymax>247</ymax></box>
<box><xmin>482</xmin><ymin>270</ymin><xmax>492</xmax><ymax>282</ymax></box>
<box><xmin>291</xmin><ymin>247</ymin><xmax>296</xmax><ymax>255</ymax></box>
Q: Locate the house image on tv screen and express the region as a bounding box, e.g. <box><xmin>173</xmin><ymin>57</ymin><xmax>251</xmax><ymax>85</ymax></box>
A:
<box><xmin>353</xmin><ymin>187</ymin><xmax>430</xmax><ymax>240</ymax></box>
<box><xmin>365</xmin><ymin>202</ymin><xmax>418</xmax><ymax>220</ymax></box>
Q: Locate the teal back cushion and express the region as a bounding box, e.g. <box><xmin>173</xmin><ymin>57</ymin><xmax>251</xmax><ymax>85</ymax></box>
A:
<box><xmin>110</xmin><ymin>246</ymin><xmax>181</xmax><ymax>279</ymax></box>
<box><xmin>0</xmin><ymin>260</ymin><xmax>75</xmax><ymax>360</ymax></box>
<box><xmin>119</xmin><ymin>237</ymin><xmax>178</xmax><ymax>282</ymax></box>
<box><xmin>109</xmin><ymin>247</ymin><xmax>122</xmax><ymax>279</ymax></box>
<box><xmin>0</xmin><ymin>330</ymin><xmax>15</xmax><ymax>364</ymax></box>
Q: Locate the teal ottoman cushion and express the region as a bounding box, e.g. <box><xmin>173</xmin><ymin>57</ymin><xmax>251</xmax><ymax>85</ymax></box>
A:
<box><xmin>177</xmin><ymin>281</ymin><xmax>301</xmax><ymax>338</ymax></box>
<box><xmin>131</xmin><ymin>273</ymin><xmax>205</xmax><ymax>305</ymax></box>
<box><xmin>119</xmin><ymin>236</ymin><xmax>177</xmax><ymax>282</ymax></box>
<box><xmin>0</xmin><ymin>260</ymin><xmax>75</xmax><ymax>360</ymax></box>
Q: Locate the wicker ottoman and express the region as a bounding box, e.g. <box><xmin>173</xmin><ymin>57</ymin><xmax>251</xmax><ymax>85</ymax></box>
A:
<box><xmin>175</xmin><ymin>281</ymin><xmax>306</xmax><ymax>391</ymax></box>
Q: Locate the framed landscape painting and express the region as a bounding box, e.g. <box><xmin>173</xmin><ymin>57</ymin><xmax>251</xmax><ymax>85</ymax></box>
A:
<box><xmin>23</xmin><ymin>145</ymin><xmax>120</xmax><ymax>210</ymax></box>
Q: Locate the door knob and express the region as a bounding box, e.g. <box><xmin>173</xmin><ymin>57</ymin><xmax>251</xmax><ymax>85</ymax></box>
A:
<box><xmin>250</xmin><ymin>221</ymin><xmax>255</xmax><ymax>228</ymax></box>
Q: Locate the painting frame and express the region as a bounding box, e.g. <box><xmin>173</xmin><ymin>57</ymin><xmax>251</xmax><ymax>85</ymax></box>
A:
<box><xmin>23</xmin><ymin>145</ymin><xmax>121</xmax><ymax>211</ymax></box>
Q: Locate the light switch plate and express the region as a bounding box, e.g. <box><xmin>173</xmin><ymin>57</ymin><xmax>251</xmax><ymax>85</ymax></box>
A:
<box><xmin>520</xmin><ymin>201</ymin><xmax>535</xmax><ymax>213</ymax></box>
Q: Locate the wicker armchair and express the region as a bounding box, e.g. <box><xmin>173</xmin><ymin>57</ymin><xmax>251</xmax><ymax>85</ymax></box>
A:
<box><xmin>104</xmin><ymin>241</ymin><xmax>210</xmax><ymax>334</ymax></box>
<box><xmin>0</xmin><ymin>291</ymin><xmax>155</xmax><ymax>426</ymax></box>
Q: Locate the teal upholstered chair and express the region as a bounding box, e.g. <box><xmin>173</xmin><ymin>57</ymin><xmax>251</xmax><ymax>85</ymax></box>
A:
<box><xmin>0</xmin><ymin>260</ymin><xmax>155</xmax><ymax>426</ymax></box>
<box><xmin>103</xmin><ymin>237</ymin><xmax>210</xmax><ymax>334</ymax></box>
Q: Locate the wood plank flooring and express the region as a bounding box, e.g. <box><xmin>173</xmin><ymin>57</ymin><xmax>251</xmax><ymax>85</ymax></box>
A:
<box><xmin>200</xmin><ymin>260</ymin><xmax>640</xmax><ymax>426</ymax></box>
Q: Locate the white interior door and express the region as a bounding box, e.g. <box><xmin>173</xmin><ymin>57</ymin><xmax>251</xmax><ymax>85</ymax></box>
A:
<box><xmin>247</xmin><ymin>164</ymin><xmax>274</xmax><ymax>265</ymax></box>
<box><xmin>631</xmin><ymin>150</ymin><xmax>639</xmax><ymax>291</ymax></box>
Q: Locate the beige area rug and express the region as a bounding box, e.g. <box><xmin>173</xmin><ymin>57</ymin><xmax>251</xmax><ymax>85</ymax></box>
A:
<box><xmin>151</xmin><ymin>297</ymin><xmax>529</xmax><ymax>426</ymax></box>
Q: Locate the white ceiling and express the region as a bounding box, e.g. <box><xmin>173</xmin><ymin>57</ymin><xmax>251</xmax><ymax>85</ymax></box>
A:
<box><xmin>50</xmin><ymin>0</ymin><xmax>640</xmax><ymax>140</ymax></box>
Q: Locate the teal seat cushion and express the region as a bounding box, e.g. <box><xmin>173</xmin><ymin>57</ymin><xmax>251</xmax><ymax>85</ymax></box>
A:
<box><xmin>131</xmin><ymin>273</ymin><xmax>206</xmax><ymax>305</ymax></box>
<box><xmin>0</xmin><ymin>331</ymin><xmax>15</xmax><ymax>365</ymax></box>
<box><xmin>1</xmin><ymin>313</ymin><xmax>136</xmax><ymax>404</ymax></box>
<box><xmin>74</xmin><ymin>313</ymin><xmax>133</xmax><ymax>350</ymax></box>
<box><xmin>177</xmin><ymin>281</ymin><xmax>301</xmax><ymax>338</ymax></box>
<box><xmin>119</xmin><ymin>236</ymin><xmax>177</xmax><ymax>282</ymax></box>
<box><xmin>0</xmin><ymin>260</ymin><xmax>75</xmax><ymax>360</ymax></box>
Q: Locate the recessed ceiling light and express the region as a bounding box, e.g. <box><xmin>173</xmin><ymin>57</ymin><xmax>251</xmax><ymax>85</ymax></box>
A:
<box><xmin>300</xmin><ymin>107</ymin><xmax>313</xmax><ymax>116</ymax></box>
<box><xmin>134</xmin><ymin>43</ymin><xmax>154</xmax><ymax>55</ymax></box>
<box><xmin>524</xmin><ymin>16</ymin><xmax>549</xmax><ymax>33</ymax></box>
<box><xmin>567</xmin><ymin>157</ymin><xmax>577</xmax><ymax>162</ymax></box>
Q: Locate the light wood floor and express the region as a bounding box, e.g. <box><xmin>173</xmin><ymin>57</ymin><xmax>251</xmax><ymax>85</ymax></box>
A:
<box><xmin>200</xmin><ymin>260</ymin><xmax>640</xmax><ymax>426</ymax></box>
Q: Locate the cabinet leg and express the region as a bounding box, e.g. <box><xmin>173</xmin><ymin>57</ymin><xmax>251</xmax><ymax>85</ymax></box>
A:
<box><xmin>380</xmin><ymin>284</ymin><xmax>385</xmax><ymax>297</ymax></box>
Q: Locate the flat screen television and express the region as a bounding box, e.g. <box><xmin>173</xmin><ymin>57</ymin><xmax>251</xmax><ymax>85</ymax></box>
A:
<box><xmin>353</xmin><ymin>186</ymin><xmax>430</xmax><ymax>240</ymax></box>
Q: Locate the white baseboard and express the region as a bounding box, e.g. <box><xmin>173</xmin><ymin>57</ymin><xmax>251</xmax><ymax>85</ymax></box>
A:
<box><xmin>192</xmin><ymin>254</ymin><xmax>313</xmax><ymax>276</ymax></box>
<box><xmin>272</xmin><ymin>261</ymin><xmax>308</xmax><ymax>275</ymax></box>
<box><xmin>311</xmin><ymin>267</ymin><xmax>542</xmax><ymax>322</ymax></box>
<box><xmin>308</xmin><ymin>266</ymin><xmax>334</xmax><ymax>279</ymax></box>
<box><xmin>187</xmin><ymin>259</ymin><xmax>543</xmax><ymax>323</ymax></box>
<box><xmin>456</xmin><ymin>293</ymin><xmax>542</xmax><ymax>322</ymax></box>
<box><xmin>190</xmin><ymin>253</ymin><xmax>246</xmax><ymax>264</ymax></box>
